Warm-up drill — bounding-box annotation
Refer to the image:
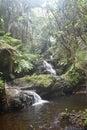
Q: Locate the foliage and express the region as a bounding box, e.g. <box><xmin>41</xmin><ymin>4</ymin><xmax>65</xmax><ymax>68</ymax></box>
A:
<box><xmin>13</xmin><ymin>53</ymin><xmax>30</xmax><ymax>74</ymax></box>
<box><xmin>63</xmin><ymin>64</ymin><xmax>85</xmax><ymax>87</ymax></box>
<box><xmin>0</xmin><ymin>33</ymin><xmax>37</xmax><ymax>75</ymax></box>
<box><xmin>0</xmin><ymin>33</ymin><xmax>22</xmax><ymax>48</ymax></box>
<box><xmin>0</xmin><ymin>78</ymin><xmax>4</xmax><ymax>92</ymax></box>
<box><xmin>59</xmin><ymin>48</ymin><xmax>87</xmax><ymax>86</ymax></box>
<box><xmin>0</xmin><ymin>0</ymin><xmax>87</xmax><ymax>57</ymax></box>
<box><xmin>0</xmin><ymin>0</ymin><xmax>87</xmax><ymax>83</ymax></box>
<box><xmin>13</xmin><ymin>52</ymin><xmax>36</xmax><ymax>74</ymax></box>
<box><xmin>75</xmin><ymin>49</ymin><xmax>87</xmax><ymax>69</ymax></box>
<box><xmin>84</xmin><ymin>109</ymin><xmax>87</xmax><ymax>125</ymax></box>
<box><xmin>61</xmin><ymin>109</ymin><xmax>87</xmax><ymax>127</ymax></box>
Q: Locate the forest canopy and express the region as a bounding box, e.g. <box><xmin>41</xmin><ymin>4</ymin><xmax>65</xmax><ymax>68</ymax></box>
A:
<box><xmin>0</xmin><ymin>0</ymin><xmax>87</xmax><ymax>81</ymax></box>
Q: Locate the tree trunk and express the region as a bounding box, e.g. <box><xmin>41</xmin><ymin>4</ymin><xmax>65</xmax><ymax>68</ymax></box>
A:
<box><xmin>0</xmin><ymin>82</ymin><xmax>8</xmax><ymax>114</ymax></box>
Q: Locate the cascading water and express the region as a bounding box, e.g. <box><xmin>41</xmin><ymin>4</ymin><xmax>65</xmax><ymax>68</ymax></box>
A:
<box><xmin>5</xmin><ymin>82</ymin><xmax>48</xmax><ymax>106</ymax></box>
<box><xmin>43</xmin><ymin>60</ymin><xmax>56</xmax><ymax>75</ymax></box>
<box><xmin>23</xmin><ymin>90</ymin><xmax>48</xmax><ymax>106</ymax></box>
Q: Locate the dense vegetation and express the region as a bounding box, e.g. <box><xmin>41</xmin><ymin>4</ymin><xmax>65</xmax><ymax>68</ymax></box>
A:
<box><xmin>0</xmin><ymin>0</ymin><xmax>87</xmax><ymax>114</ymax></box>
<box><xmin>0</xmin><ymin>0</ymin><xmax>87</xmax><ymax>87</ymax></box>
<box><xmin>0</xmin><ymin>0</ymin><xmax>87</xmax><ymax>90</ymax></box>
<box><xmin>0</xmin><ymin>1</ymin><xmax>87</xmax><ymax>128</ymax></box>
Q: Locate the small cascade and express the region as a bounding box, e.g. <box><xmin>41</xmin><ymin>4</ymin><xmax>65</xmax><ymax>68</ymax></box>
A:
<box><xmin>43</xmin><ymin>60</ymin><xmax>56</xmax><ymax>75</ymax></box>
<box><xmin>50</xmin><ymin>55</ymin><xmax>53</xmax><ymax>60</ymax></box>
<box><xmin>23</xmin><ymin>90</ymin><xmax>48</xmax><ymax>106</ymax></box>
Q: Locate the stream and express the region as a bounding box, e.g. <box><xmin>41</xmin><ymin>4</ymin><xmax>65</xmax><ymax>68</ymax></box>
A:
<box><xmin>0</xmin><ymin>94</ymin><xmax>87</xmax><ymax>130</ymax></box>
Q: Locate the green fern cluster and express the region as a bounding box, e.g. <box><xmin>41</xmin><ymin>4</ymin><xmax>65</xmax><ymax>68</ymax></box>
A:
<box><xmin>13</xmin><ymin>52</ymin><xmax>34</xmax><ymax>73</ymax></box>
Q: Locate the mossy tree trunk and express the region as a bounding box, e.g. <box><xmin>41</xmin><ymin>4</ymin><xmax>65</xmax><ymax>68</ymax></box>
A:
<box><xmin>0</xmin><ymin>48</ymin><xmax>14</xmax><ymax>80</ymax></box>
<box><xmin>0</xmin><ymin>41</ymin><xmax>16</xmax><ymax>113</ymax></box>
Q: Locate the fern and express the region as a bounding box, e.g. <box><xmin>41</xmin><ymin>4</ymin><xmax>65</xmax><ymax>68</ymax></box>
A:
<box><xmin>0</xmin><ymin>33</ymin><xmax>37</xmax><ymax>74</ymax></box>
<box><xmin>13</xmin><ymin>52</ymin><xmax>34</xmax><ymax>73</ymax></box>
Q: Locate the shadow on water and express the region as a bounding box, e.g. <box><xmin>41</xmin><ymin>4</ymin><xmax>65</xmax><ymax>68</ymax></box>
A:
<box><xmin>0</xmin><ymin>95</ymin><xmax>87</xmax><ymax>130</ymax></box>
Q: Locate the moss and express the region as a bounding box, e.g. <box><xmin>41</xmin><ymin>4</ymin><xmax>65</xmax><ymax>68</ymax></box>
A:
<box><xmin>63</xmin><ymin>64</ymin><xmax>85</xmax><ymax>87</ymax></box>
<box><xmin>0</xmin><ymin>78</ymin><xmax>4</xmax><ymax>92</ymax></box>
<box><xmin>60</xmin><ymin>109</ymin><xmax>87</xmax><ymax>128</ymax></box>
<box><xmin>14</xmin><ymin>74</ymin><xmax>56</xmax><ymax>88</ymax></box>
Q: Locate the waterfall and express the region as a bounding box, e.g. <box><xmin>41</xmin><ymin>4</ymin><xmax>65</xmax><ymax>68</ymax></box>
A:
<box><xmin>43</xmin><ymin>60</ymin><xmax>56</xmax><ymax>75</ymax></box>
<box><xmin>23</xmin><ymin>90</ymin><xmax>48</xmax><ymax>106</ymax></box>
<box><xmin>5</xmin><ymin>82</ymin><xmax>48</xmax><ymax>106</ymax></box>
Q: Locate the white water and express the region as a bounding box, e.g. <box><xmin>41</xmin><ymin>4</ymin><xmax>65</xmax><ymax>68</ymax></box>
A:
<box><xmin>23</xmin><ymin>90</ymin><xmax>48</xmax><ymax>106</ymax></box>
<box><xmin>5</xmin><ymin>82</ymin><xmax>48</xmax><ymax>106</ymax></box>
<box><xmin>43</xmin><ymin>60</ymin><xmax>56</xmax><ymax>75</ymax></box>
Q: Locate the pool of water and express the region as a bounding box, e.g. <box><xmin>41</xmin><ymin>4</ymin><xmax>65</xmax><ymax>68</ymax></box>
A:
<box><xmin>0</xmin><ymin>95</ymin><xmax>87</xmax><ymax>130</ymax></box>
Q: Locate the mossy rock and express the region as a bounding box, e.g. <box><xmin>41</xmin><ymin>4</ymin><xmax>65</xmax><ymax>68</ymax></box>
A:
<box><xmin>0</xmin><ymin>40</ymin><xmax>16</xmax><ymax>79</ymax></box>
<box><xmin>63</xmin><ymin>64</ymin><xmax>85</xmax><ymax>87</ymax></box>
<box><xmin>59</xmin><ymin>109</ymin><xmax>87</xmax><ymax>128</ymax></box>
<box><xmin>13</xmin><ymin>75</ymin><xmax>70</xmax><ymax>98</ymax></box>
<box><xmin>13</xmin><ymin>74</ymin><xmax>56</xmax><ymax>88</ymax></box>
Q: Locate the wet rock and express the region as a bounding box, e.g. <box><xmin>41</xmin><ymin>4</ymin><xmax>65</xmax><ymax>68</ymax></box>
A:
<box><xmin>13</xmin><ymin>75</ymin><xmax>71</xmax><ymax>99</ymax></box>
<box><xmin>64</xmin><ymin>126</ymin><xmax>84</xmax><ymax>130</ymax></box>
<box><xmin>0</xmin><ymin>89</ymin><xmax>8</xmax><ymax>114</ymax></box>
<box><xmin>10</xmin><ymin>98</ymin><xmax>24</xmax><ymax>110</ymax></box>
<box><xmin>59</xmin><ymin>110</ymin><xmax>87</xmax><ymax>130</ymax></box>
<box><xmin>5</xmin><ymin>88</ymin><xmax>34</xmax><ymax>111</ymax></box>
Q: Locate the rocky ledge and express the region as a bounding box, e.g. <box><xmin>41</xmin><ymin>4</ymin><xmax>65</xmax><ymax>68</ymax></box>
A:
<box><xmin>0</xmin><ymin>88</ymin><xmax>36</xmax><ymax>113</ymax></box>
<box><xmin>12</xmin><ymin>74</ymin><xmax>74</xmax><ymax>99</ymax></box>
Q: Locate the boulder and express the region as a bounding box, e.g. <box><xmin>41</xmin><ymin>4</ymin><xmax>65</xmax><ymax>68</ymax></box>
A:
<box><xmin>12</xmin><ymin>74</ymin><xmax>71</xmax><ymax>99</ymax></box>
<box><xmin>5</xmin><ymin>88</ymin><xmax>34</xmax><ymax>111</ymax></box>
<box><xmin>0</xmin><ymin>40</ymin><xmax>15</xmax><ymax>79</ymax></box>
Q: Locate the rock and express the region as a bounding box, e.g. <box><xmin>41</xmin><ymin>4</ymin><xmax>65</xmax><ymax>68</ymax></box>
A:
<box><xmin>12</xmin><ymin>74</ymin><xmax>71</xmax><ymax>99</ymax></box>
<box><xmin>64</xmin><ymin>126</ymin><xmax>83</xmax><ymax>130</ymax></box>
<box><xmin>10</xmin><ymin>98</ymin><xmax>24</xmax><ymax>110</ymax></box>
<box><xmin>5</xmin><ymin>88</ymin><xmax>34</xmax><ymax>111</ymax></box>
<box><xmin>0</xmin><ymin>89</ymin><xmax>8</xmax><ymax>114</ymax></box>
<box><xmin>59</xmin><ymin>110</ymin><xmax>86</xmax><ymax>130</ymax></box>
<box><xmin>0</xmin><ymin>40</ymin><xmax>15</xmax><ymax>80</ymax></box>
